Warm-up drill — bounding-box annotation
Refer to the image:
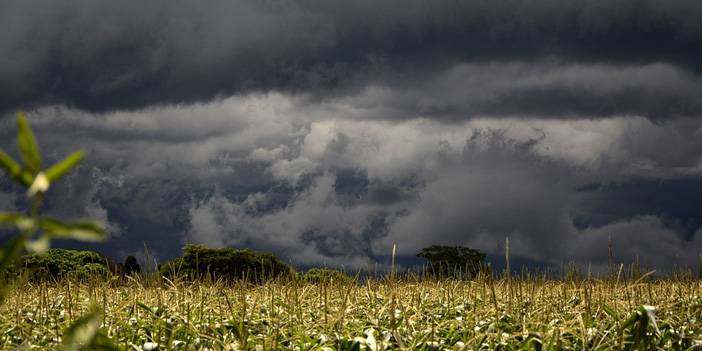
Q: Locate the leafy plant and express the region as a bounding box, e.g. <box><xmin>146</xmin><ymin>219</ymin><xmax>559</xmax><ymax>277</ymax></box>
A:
<box><xmin>417</xmin><ymin>245</ymin><xmax>486</xmax><ymax>279</ymax></box>
<box><xmin>0</xmin><ymin>112</ymin><xmax>115</xmax><ymax>350</ymax></box>
<box><xmin>303</xmin><ymin>267</ymin><xmax>354</xmax><ymax>284</ymax></box>
<box><xmin>7</xmin><ymin>248</ymin><xmax>112</xmax><ymax>282</ymax></box>
<box><xmin>123</xmin><ymin>255</ymin><xmax>142</xmax><ymax>276</ymax></box>
<box><xmin>159</xmin><ymin>244</ymin><xmax>295</xmax><ymax>282</ymax></box>
<box><xmin>0</xmin><ymin>113</ymin><xmax>104</xmax><ymax>278</ymax></box>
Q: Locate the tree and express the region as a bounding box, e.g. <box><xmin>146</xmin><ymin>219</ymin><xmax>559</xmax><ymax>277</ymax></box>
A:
<box><xmin>159</xmin><ymin>244</ymin><xmax>294</xmax><ymax>282</ymax></box>
<box><xmin>123</xmin><ymin>255</ymin><xmax>141</xmax><ymax>276</ymax></box>
<box><xmin>8</xmin><ymin>248</ymin><xmax>111</xmax><ymax>282</ymax></box>
<box><xmin>303</xmin><ymin>267</ymin><xmax>354</xmax><ymax>284</ymax></box>
<box><xmin>417</xmin><ymin>245</ymin><xmax>486</xmax><ymax>279</ymax></box>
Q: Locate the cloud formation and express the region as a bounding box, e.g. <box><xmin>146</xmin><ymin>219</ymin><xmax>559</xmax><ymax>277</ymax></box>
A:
<box><xmin>2</xmin><ymin>0</ymin><xmax>702</xmax><ymax>120</ymax></box>
<box><xmin>2</xmin><ymin>96</ymin><xmax>699</xmax><ymax>268</ymax></box>
<box><xmin>0</xmin><ymin>1</ymin><xmax>701</xmax><ymax>270</ymax></box>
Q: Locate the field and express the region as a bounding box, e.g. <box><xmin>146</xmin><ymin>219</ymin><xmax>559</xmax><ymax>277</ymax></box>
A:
<box><xmin>1</xmin><ymin>273</ymin><xmax>702</xmax><ymax>350</ymax></box>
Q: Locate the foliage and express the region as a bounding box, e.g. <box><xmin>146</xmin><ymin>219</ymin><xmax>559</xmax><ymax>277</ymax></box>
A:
<box><xmin>159</xmin><ymin>244</ymin><xmax>295</xmax><ymax>282</ymax></box>
<box><xmin>303</xmin><ymin>267</ymin><xmax>354</xmax><ymax>284</ymax></box>
<box><xmin>62</xmin><ymin>306</ymin><xmax>118</xmax><ymax>351</ymax></box>
<box><xmin>123</xmin><ymin>255</ymin><xmax>141</xmax><ymax>276</ymax></box>
<box><xmin>6</xmin><ymin>248</ymin><xmax>111</xmax><ymax>282</ymax></box>
<box><xmin>0</xmin><ymin>112</ymin><xmax>114</xmax><ymax>349</ymax></box>
<box><xmin>1</xmin><ymin>275</ymin><xmax>701</xmax><ymax>350</ymax></box>
<box><xmin>0</xmin><ymin>113</ymin><xmax>105</xmax><ymax>286</ymax></box>
<box><xmin>417</xmin><ymin>245</ymin><xmax>486</xmax><ymax>279</ymax></box>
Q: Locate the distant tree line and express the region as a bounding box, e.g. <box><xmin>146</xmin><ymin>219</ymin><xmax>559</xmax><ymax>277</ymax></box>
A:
<box><xmin>1</xmin><ymin>243</ymin><xmax>487</xmax><ymax>283</ymax></box>
<box><xmin>417</xmin><ymin>245</ymin><xmax>487</xmax><ymax>279</ymax></box>
<box><xmin>159</xmin><ymin>244</ymin><xmax>294</xmax><ymax>282</ymax></box>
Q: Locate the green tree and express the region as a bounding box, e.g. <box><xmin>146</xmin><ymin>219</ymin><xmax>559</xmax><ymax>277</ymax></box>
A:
<box><xmin>123</xmin><ymin>255</ymin><xmax>141</xmax><ymax>276</ymax></box>
<box><xmin>9</xmin><ymin>248</ymin><xmax>111</xmax><ymax>282</ymax></box>
<box><xmin>160</xmin><ymin>244</ymin><xmax>294</xmax><ymax>282</ymax></box>
<box><xmin>417</xmin><ymin>245</ymin><xmax>486</xmax><ymax>279</ymax></box>
<box><xmin>303</xmin><ymin>267</ymin><xmax>353</xmax><ymax>284</ymax></box>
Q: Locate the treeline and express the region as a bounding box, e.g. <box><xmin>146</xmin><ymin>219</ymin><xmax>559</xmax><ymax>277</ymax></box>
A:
<box><xmin>0</xmin><ymin>244</ymin><xmax>487</xmax><ymax>283</ymax></box>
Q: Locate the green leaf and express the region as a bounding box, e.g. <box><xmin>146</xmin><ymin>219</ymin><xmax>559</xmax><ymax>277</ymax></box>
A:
<box><xmin>0</xmin><ymin>234</ymin><xmax>27</xmax><ymax>294</ymax></box>
<box><xmin>38</xmin><ymin>217</ymin><xmax>105</xmax><ymax>242</ymax></box>
<box><xmin>602</xmin><ymin>305</ymin><xmax>619</xmax><ymax>320</ymax></box>
<box><xmin>62</xmin><ymin>308</ymin><xmax>119</xmax><ymax>351</ymax></box>
<box><xmin>0</xmin><ymin>149</ymin><xmax>21</xmax><ymax>178</ymax></box>
<box><xmin>0</xmin><ymin>213</ymin><xmax>35</xmax><ymax>233</ymax></box>
<box><xmin>622</xmin><ymin>310</ymin><xmax>641</xmax><ymax>329</ymax></box>
<box><xmin>45</xmin><ymin>150</ymin><xmax>84</xmax><ymax>183</ymax></box>
<box><xmin>0</xmin><ymin>234</ymin><xmax>26</xmax><ymax>274</ymax></box>
<box><xmin>15</xmin><ymin>112</ymin><xmax>42</xmax><ymax>174</ymax></box>
<box><xmin>0</xmin><ymin>234</ymin><xmax>27</xmax><ymax>304</ymax></box>
<box><xmin>0</xmin><ymin>150</ymin><xmax>32</xmax><ymax>187</ymax></box>
<box><xmin>0</xmin><ymin>212</ymin><xmax>24</xmax><ymax>226</ymax></box>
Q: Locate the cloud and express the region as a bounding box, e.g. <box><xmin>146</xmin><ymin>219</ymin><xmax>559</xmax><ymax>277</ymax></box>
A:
<box><xmin>308</xmin><ymin>63</ymin><xmax>702</xmax><ymax>121</ymax></box>
<box><xmin>4</xmin><ymin>1</ymin><xmax>702</xmax><ymax>270</ymax></box>
<box><xmin>1</xmin><ymin>0</ymin><xmax>702</xmax><ymax>119</ymax></box>
<box><xmin>183</xmin><ymin>118</ymin><xmax>702</xmax><ymax>269</ymax></box>
<box><xmin>187</xmin><ymin>174</ymin><xmax>404</xmax><ymax>268</ymax></box>
<box><xmin>1</xmin><ymin>93</ymin><xmax>701</xmax><ymax>268</ymax></box>
<box><xmin>0</xmin><ymin>189</ymin><xmax>17</xmax><ymax>210</ymax></box>
<box><xmin>571</xmin><ymin>216</ymin><xmax>702</xmax><ymax>270</ymax></box>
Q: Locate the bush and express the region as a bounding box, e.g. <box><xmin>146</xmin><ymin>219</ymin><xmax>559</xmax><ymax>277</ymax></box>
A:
<box><xmin>123</xmin><ymin>255</ymin><xmax>141</xmax><ymax>276</ymax></box>
<box><xmin>8</xmin><ymin>248</ymin><xmax>111</xmax><ymax>282</ymax></box>
<box><xmin>159</xmin><ymin>244</ymin><xmax>294</xmax><ymax>282</ymax></box>
<box><xmin>303</xmin><ymin>267</ymin><xmax>354</xmax><ymax>284</ymax></box>
<box><xmin>417</xmin><ymin>245</ymin><xmax>486</xmax><ymax>279</ymax></box>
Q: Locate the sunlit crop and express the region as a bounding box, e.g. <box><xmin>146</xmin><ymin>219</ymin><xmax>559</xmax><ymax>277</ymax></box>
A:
<box><xmin>1</xmin><ymin>273</ymin><xmax>701</xmax><ymax>350</ymax></box>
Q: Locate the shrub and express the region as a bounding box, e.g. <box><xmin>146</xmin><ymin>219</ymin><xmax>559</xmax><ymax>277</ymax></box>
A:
<box><xmin>123</xmin><ymin>255</ymin><xmax>141</xmax><ymax>276</ymax></box>
<box><xmin>159</xmin><ymin>244</ymin><xmax>294</xmax><ymax>282</ymax></box>
<box><xmin>417</xmin><ymin>245</ymin><xmax>486</xmax><ymax>279</ymax></box>
<box><xmin>303</xmin><ymin>267</ymin><xmax>354</xmax><ymax>284</ymax></box>
<box><xmin>9</xmin><ymin>248</ymin><xmax>111</xmax><ymax>282</ymax></box>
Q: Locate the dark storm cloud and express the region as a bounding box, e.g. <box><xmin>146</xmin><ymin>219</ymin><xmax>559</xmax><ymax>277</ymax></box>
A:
<box><xmin>2</xmin><ymin>0</ymin><xmax>702</xmax><ymax>270</ymax></box>
<box><xmin>1</xmin><ymin>100</ymin><xmax>702</xmax><ymax>268</ymax></box>
<box><xmin>576</xmin><ymin>178</ymin><xmax>702</xmax><ymax>238</ymax></box>
<box><xmin>1</xmin><ymin>0</ymin><xmax>702</xmax><ymax>119</ymax></box>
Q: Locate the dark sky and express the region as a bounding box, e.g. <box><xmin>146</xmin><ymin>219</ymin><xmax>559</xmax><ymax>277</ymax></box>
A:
<box><xmin>1</xmin><ymin>0</ymin><xmax>702</xmax><ymax>271</ymax></box>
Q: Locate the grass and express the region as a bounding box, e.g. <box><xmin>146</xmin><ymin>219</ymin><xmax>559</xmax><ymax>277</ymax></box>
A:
<box><xmin>1</xmin><ymin>271</ymin><xmax>701</xmax><ymax>350</ymax></box>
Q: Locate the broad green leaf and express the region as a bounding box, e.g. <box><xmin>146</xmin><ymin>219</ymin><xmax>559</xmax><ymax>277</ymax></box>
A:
<box><xmin>0</xmin><ymin>212</ymin><xmax>24</xmax><ymax>226</ymax></box>
<box><xmin>45</xmin><ymin>150</ymin><xmax>84</xmax><ymax>182</ymax></box>
<box><xmin>90</xmin><ymin>333</ymin><xmax>120</xmax><ymax>351</ymax></box>
<box><xmin>621</xmin><ymin>310</ymin><xmax>640</xmax><ymax>329</ymax></box>
<box><xmin>39</xmin><ymin>217</ymin><xmax>105</xmax><ymax>242</ymax></box>
<box><xmin>0</xmin><ymin>236</ymin><xmax>26</xmax><ymax>301</ymax></box>
<box><xmin>15</xmin><ymin>112</ymin><xmax>42</xmax><ymax>174</ymax></box>
<box><xmin>602</xmin><ymin>305</ymin><xmax>619</xmax><ymax>320</ymax></box>
<box><xmin>0</xmin><ymin>213</ymin><xmax>35</xmax><ymax>233</ymax></box>
<box><xmin>0</xmin><ymin>150</ymin><xmax>21</xmax><ymax>177</ymax></box>
<box><xmin>0</xmin><ymin>150</ymin><xmax>32</xmax><ymax>187</ymax></box>
<box><xmin>0</xmin><ymin>235</ymin><xmax>25</xmax><ymax>269</ymax></box>
<box><xmin>62</xmin><ymin>308</ymin><xmax>118</xmax><ymax>351</ymax></box>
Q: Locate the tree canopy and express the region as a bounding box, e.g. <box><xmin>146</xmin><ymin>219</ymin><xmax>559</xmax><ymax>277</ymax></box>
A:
<box><xmin>417</xmin><ymin>245</ymin><xmax>486</xmax><ymax>279</ymax></box>
<box><xmin>159</xmin><ymin>244</ymin><xmax>294</xmax><ymax>282</ymax></box>
<box><xmin>5</xmin><ymin>248</ymin><xmax>110</xmax><ymax>282</ymax></box>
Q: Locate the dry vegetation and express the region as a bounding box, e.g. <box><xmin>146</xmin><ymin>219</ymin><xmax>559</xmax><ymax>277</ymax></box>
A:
<box><xmin>2</xmin><ymin>272</ymin><xmax>701</xmax><ymax>350</ymax></box>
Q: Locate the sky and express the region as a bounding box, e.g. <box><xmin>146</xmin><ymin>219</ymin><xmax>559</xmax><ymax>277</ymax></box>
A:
<box><xmin>1</xmin><ymin>0</ymin><xmax>702</xmax><ymax>272</ymax></box>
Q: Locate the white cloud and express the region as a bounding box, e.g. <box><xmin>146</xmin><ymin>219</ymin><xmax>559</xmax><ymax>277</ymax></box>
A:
<box><xmin>5</xmin><ymin>91</ymin><xmax>701</xmax><ymax>268</ymax></box>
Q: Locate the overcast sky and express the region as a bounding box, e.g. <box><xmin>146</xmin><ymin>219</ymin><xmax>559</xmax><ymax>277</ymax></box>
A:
<box><xmin>1</xmin><ymin>0</ymin><xmax>702</xmax><ymax>271</ymax></box>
